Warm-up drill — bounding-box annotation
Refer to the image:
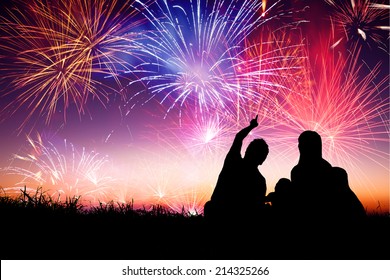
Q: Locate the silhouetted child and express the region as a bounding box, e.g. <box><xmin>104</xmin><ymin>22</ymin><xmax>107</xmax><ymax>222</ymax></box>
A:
<box><xmin>264</xmin><ymin>178</ymin><xmax>295</xmax><ymax>246</ymax></box>
<box><xmin>266</xmin><ymin>178</ymin><xmax>292</xmax><ymax>215</ymax></box>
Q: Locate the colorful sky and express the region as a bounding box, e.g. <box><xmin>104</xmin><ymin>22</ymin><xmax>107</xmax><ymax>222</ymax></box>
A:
<box><xmin>0</xmin><ymin>0</ymin><xmax>389</xmax><ymax>213</ymax></box>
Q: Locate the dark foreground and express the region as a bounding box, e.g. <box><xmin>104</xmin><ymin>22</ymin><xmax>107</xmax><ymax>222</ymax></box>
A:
<box><xmin>1</xmin><ymin>191</ymin><xmax>389</xmax><ymax>260</ymax></box>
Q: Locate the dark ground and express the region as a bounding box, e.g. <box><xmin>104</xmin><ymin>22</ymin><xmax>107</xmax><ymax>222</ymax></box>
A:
<box><xmin>1</xmin><ymin>196</ymin><xmax>389</xmax><ymax>260</ymax></box>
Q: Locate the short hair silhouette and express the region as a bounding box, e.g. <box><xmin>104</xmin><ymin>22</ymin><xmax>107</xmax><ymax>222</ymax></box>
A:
<box><xmin>244</xmin><ymin>138</ymin><xmax>269</xmax><ymax>165</ymax></box>
<box><xmin>275</xmin><ymin>178</ymin><xmax>291</xmax><ymax>193</ymax></box>
<box><xmin>266</xmin><ymin>178</ymin><xmax>292</xmax><ymax>216</ymax></box>
<box><xmin>331</xmin><ymin>167</ymin><xmax>348</xmax><ymax>187</ymax></box>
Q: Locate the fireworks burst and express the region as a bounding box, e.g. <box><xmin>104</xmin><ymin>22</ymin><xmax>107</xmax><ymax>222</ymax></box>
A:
<box><xmin>126</xmin><ymin>0</ymin><xmax>290</xmax><ymax>120</ymax></box>
<box><xmin>0</xmin><ymin>0</ymin><xmax>147</xmax><ymax>132</ymax></box>
<box><xmin>232</xmin><ymin>25</ymin><xmax>308</xmax><ymax>124</ymax></box>
<box><xmin>1</xmin><ymin>134</ymin><xmax>117</xmax><ymax>203</ymax></box>
<box><xmin>325</xmin><ymin>0</ymin><xmax>390</xmax><ymax>51</ymax></box>
<box><xmin>173</xmin><ymin>111</ymin><xmax>232</xmax><ymax>158</ymax></box>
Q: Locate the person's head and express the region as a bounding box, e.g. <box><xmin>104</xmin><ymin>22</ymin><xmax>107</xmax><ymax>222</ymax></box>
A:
<box><xmin>244</xmin><ymin>138</ymin><xmax>269</xmax><ymax>166</ymax></box>
<box><xmin>275</xmin><ymin>178</ymin><xmax>291</xmax><ymax>193</ymax></box>
<box><xmin>298</xmin><ymin>130</ymin><xmax>322</xmax><ymax>161</ymax></box>
<box><xmin>331</xmin><ymin>167</ymin><xmax>349</xmax><ymax>188</ymax></box>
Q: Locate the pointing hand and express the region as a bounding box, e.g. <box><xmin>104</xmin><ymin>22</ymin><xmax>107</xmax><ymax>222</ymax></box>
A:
<box><xmin>250</xmin><ymin>115</ymin><xmax>258</xmax><ymax>128</ymax></box>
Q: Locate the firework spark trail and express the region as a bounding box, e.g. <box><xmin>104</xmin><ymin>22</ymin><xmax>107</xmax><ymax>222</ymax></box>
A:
<box><xmin>0</xmin><ymin>0</ymin><xmax>147</xmax><ymax>132</ymax></box>
<box><xmin>228</xmin><ymin>25</ymin><xmax>308</xmax><ymax>125</ymax></box>
<box><xmin>1</xmin><ymin>134</ymin><xmax>118</xmax><ymax>203</ymax></box>
<box><xmin>168</xmin><ymin>110</ymin><xmax>232</xmax><ymax>158</ymax></box>
<box><xmin>125</xmin><ymin>0</ymin><xmax>300</xmax><ymax>122</ymax></box>
<box><xmin>325</xmin><ymin>0</ymin><xmax>390</xmax><ymax>51</ymax></box>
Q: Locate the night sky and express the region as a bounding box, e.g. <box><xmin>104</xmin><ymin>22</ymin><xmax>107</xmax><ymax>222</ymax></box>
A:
<box><xmin>0</xmin><ymin>0</ymin><xmax>388</xmax><ymax>213</ymax></box>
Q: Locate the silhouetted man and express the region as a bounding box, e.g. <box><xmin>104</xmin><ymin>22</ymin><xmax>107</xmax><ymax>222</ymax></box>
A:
<box><xmin>204</xmin><ymin>115</ymin><xmax>269</xmax><ymax>221</ymax></box>
<box><xmin>203</xmin><ymin>115</ymin><xmax>269</xmax><ymax>258</ymax></box>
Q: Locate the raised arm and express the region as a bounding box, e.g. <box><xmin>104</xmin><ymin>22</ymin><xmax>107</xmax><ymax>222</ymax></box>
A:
<box><xmin>228</xmin><ymin>115</ymin><xmax>258</xmax><ymax>156</ymax></box>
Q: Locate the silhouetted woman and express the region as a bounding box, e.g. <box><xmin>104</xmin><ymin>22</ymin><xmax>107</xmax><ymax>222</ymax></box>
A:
<box><xmin>290</xmin><ymin>130</ymin><xmax>333</xmax><ymax>220</ymax></box>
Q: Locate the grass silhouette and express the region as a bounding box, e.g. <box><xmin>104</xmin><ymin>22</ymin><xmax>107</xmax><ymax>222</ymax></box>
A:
<box><xmin>1</xmin><ymin>186</ymin><xmax>389</xmax><ymax>260</ymax></box>
<box><xmin>1</xmin><ymin>186</ymin><xmax>205</xmax><ymax>260</ymax></box>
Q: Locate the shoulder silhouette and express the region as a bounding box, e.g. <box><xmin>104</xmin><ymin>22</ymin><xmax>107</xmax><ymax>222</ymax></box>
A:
<box><xmin>328</xmin><ymin>166</ymin><xmax>366</xmax><ymax>222</ymax></box>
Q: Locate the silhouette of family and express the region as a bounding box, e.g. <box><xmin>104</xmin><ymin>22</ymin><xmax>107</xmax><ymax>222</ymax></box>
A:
<box><xmin>204</xmin><ymin>116</ymin><xmax>366</xmax><ymax>258</ymax></box>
